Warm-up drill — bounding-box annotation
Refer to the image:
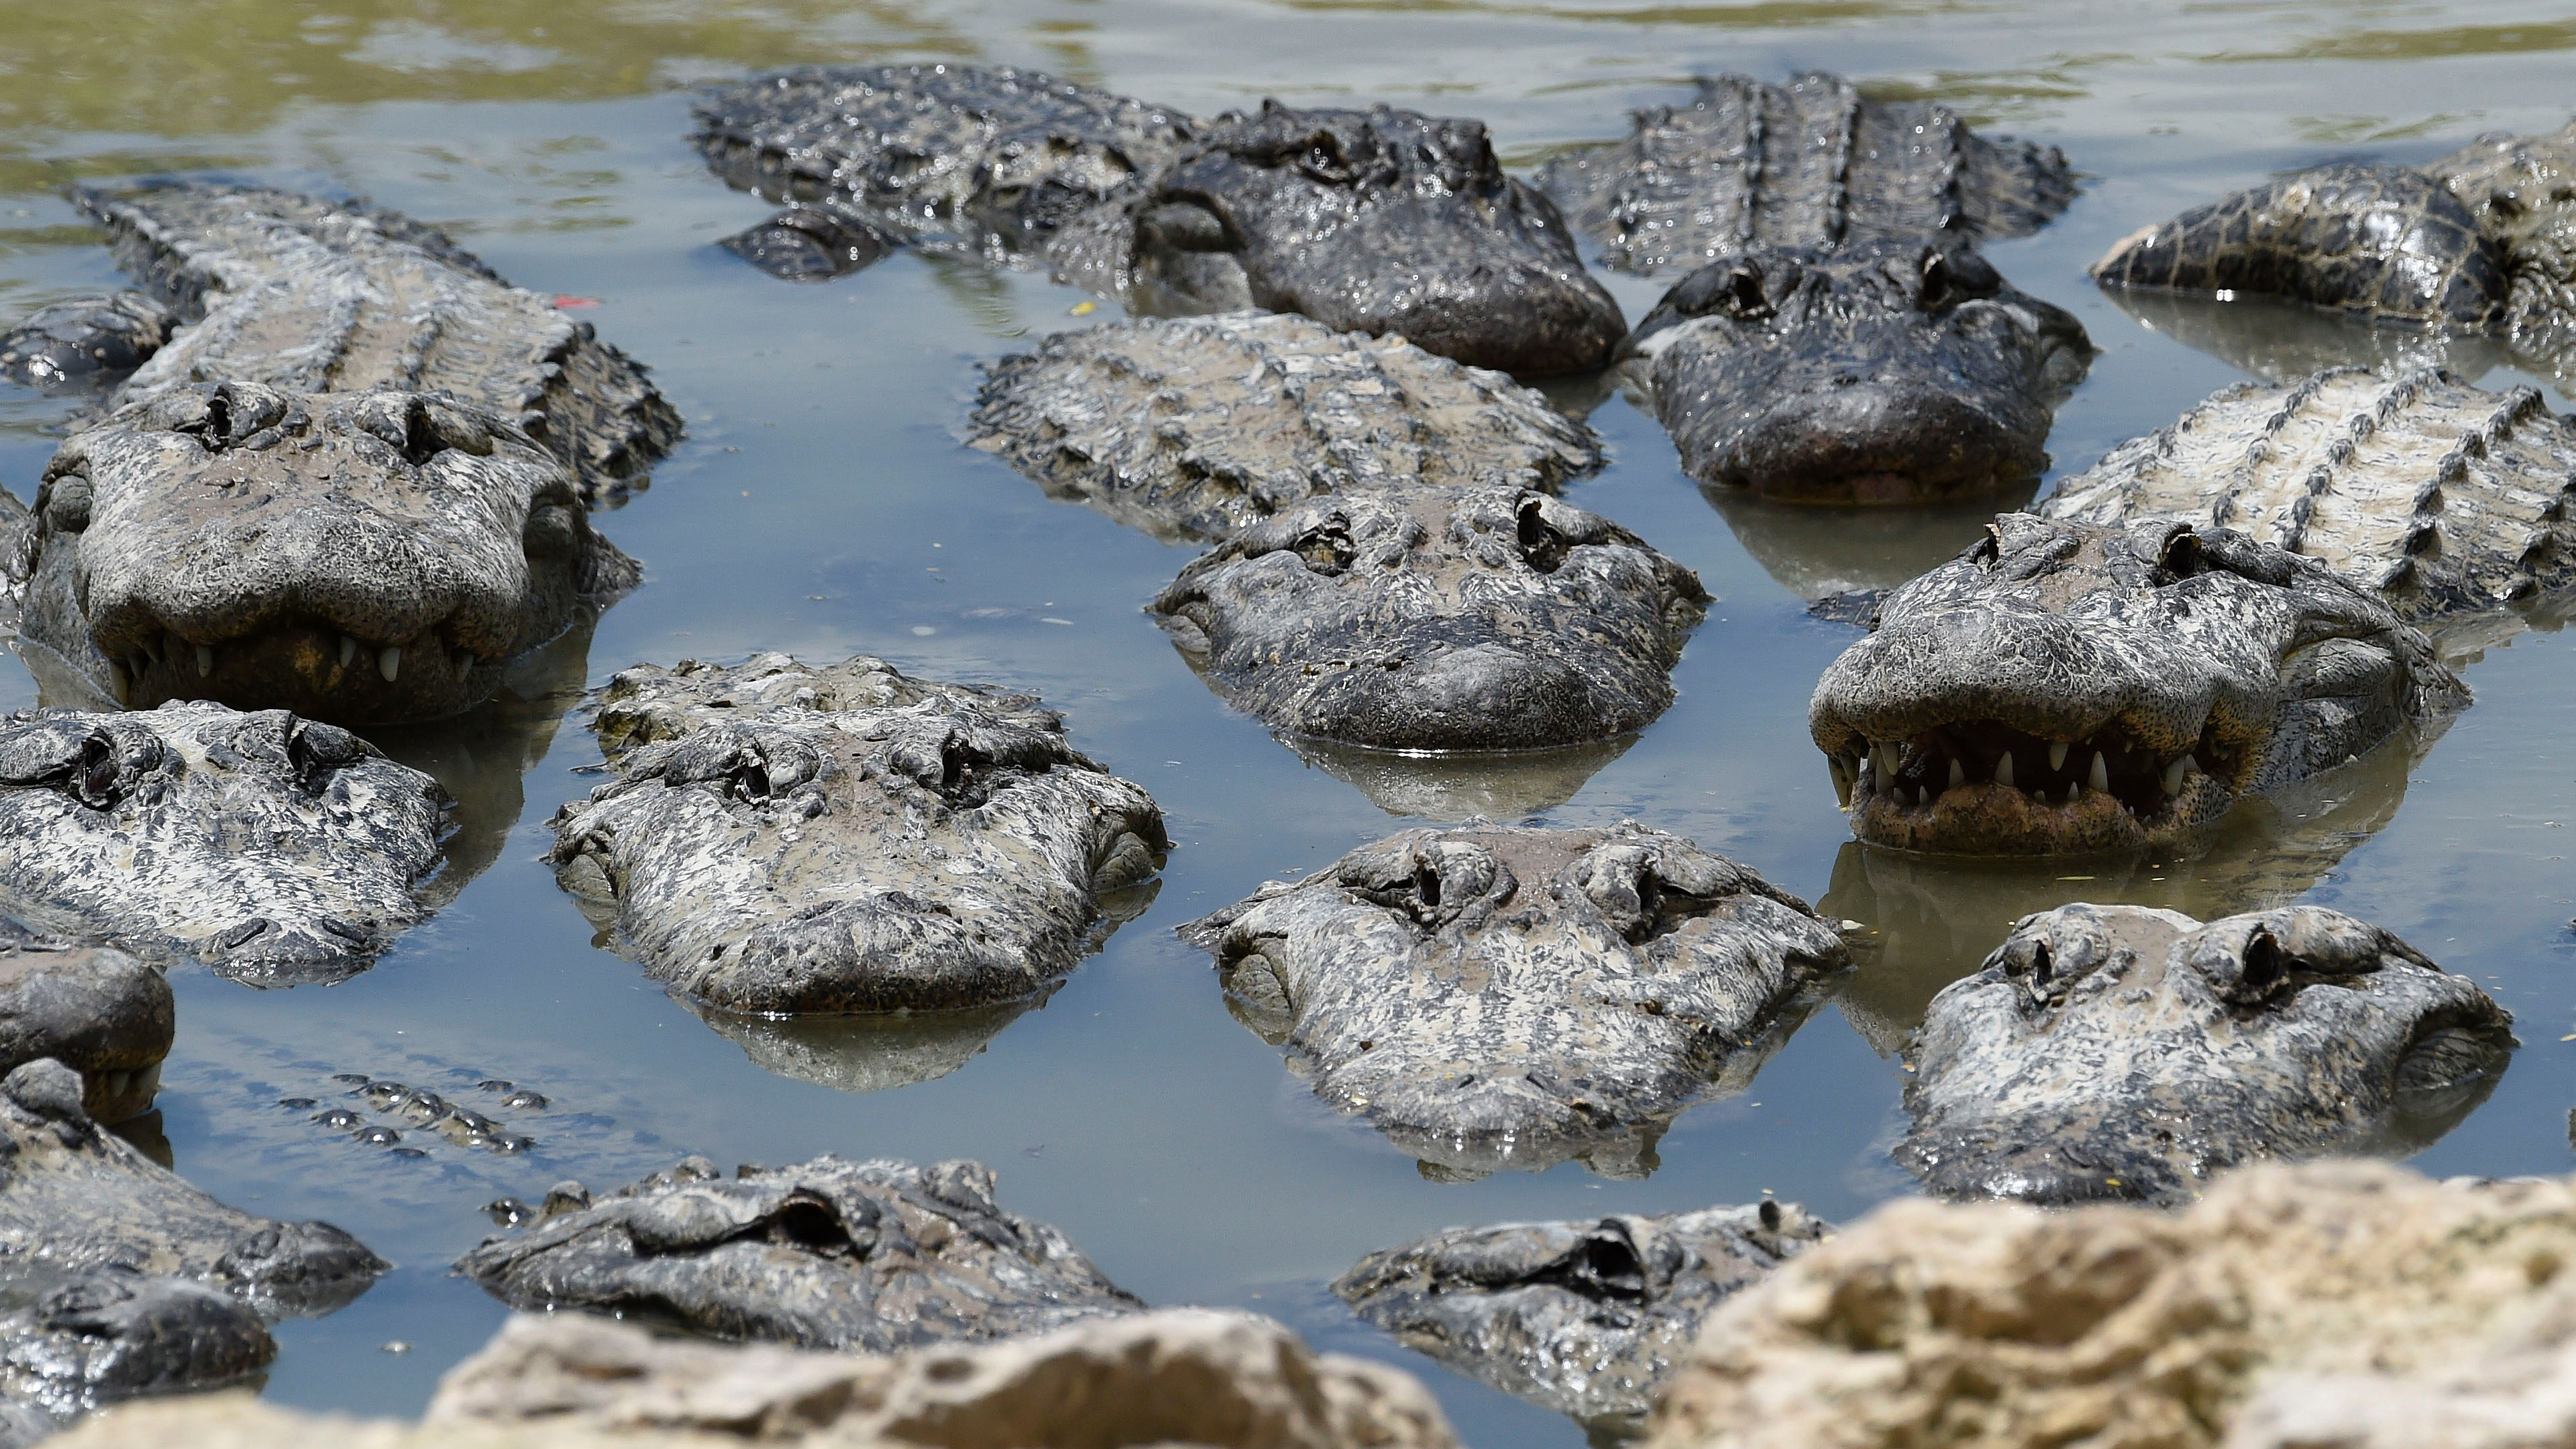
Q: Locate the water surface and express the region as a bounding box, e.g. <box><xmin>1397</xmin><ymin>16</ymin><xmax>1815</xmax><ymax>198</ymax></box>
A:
<box><xmin>3</xmin><ymin>4</ymin><xmax>2574</xmax><ymax>1444</ymax></box>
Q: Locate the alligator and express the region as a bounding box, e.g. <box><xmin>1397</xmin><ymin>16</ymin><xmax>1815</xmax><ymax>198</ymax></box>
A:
<box><xmin>1807</xmin><ymin>513</ymin><xmax>2468</xmax><ymax>857</ymax></box>
<box><xmin>0</xmin><ymin>182</ymin><xmax>674</xmax><ymax>724</ymax></box>
<box><xmin>0</xmin><ymin>702</ymin><xmax>451</xmax><ymax>984</ymax></box>
<box><xmin>693</xmin><ymin>65</ymin><xmax>1626</xmax><ymax>376</ymax></box>
<box><xmin>1534</xmin><ymin>73</ymin><xmax>2078</xmax><ymax>276</ymax></box>
<box><xmin>457</xmin><ymin>1154</ymin><xmax>1142</xmax><ymax>1349</ymax></box>
<box><xmin>1181</xmin><ymin>823</ymin><xmax>1848</xmax><ymax>1179</ymax></box>
<box><xmin>0</xmin><ymin>1058</ymin><xmax>385</xmax><ymax>1317</ymax></box>
<box><xmin>548</xmin><ymin>652</ymin><xmax>1168</xmax><ymax>1015</ymax></box>
<box><xmin>1900</xmin><ymin>903</ymin><xmax>2515</xmax><ymax>1205</ymax></box>
<box><xmin>1622</xmin><ymin>240</ymin><xmax>2092</xmax><ymax>503</ymax></box>
<box><xmin>0</xmin><ymin>1267</ymin><xmax>274</xmax><ymax>1448</ymax></box>
<box><xmin>0</xmin><ymin>294</ymin><xmax>174</xmax><ymax>393</ymax></box>
<box><xmin>1334</xmin><ymin>1201</ymin><xmax>1828</xmax><ymax>1436</ymax></box>
<box><xmin>283</xmin><ymin>1074</ymin><xmax>539</xmax><ymax>1159</ymax></box>
<box><xmin>2038</xmin><ymin>367</ymin><xmax>2576</xmax><ymax>653</ymax></box>
<box><xmin>1150</xmin><ymin>487</ymin><xmax>1708</xmax><ymax>752</ymax></box>
<box><xmin>0</xmin><ymin>922</ymin><xmax>169</xmax><ymax>1124</ymax></box>
<box><xmin>2091</xmin><ymin>123</ymin><xmax>2576</xmax><ymax>357</ymax></box>
<box><xmin>968</xmin><ymin>311</ymin><xmax>1603</xmax><ymax>546</ymax></box>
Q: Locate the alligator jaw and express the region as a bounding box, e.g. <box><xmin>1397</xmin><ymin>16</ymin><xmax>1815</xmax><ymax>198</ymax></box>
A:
<box><xmin>1819</xmin><ymin>716</ymin><xmax>2243</xmax><ymax>856</ymax></box>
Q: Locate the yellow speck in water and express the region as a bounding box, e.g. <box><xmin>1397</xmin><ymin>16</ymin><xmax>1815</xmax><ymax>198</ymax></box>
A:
<box><xmin>1069</xmin><ymin>300</ymin><xmax>1096</xmax><ymax>315</ymax></box>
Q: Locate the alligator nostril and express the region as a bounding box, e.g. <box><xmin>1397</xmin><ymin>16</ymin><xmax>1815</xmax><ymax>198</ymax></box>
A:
<box><xmin>216</xmin><ymin>917</ymin><xmax>274</xmax><ymax>950</ymax></box>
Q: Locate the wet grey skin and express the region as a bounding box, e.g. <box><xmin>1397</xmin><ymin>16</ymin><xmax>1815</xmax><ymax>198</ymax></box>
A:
<box><xmin>968</xmin><ymin>310</ymin><xmax>1604</xmax><ymax>546</ymax></box>
<box><xmin>1622</xmin><ymin>240</ymin><xmax>2093</xmax><ymax>504</ymax></box>
<box><xmin>1333</xmin><ymin>1201</ymin><xmax>1829</xmax><ymax>1434</ymax></box>
<box><xmin>0</xmin><ymin>182</ymin><xmax>674</xmax><ymax>725</ymax></box>
<box><xmin>0</xmin><ymin>921</ymin><xmax>170</xmax><ymax>1124</ymax></box>
<box><xmin>1901</xmin><ymin>903</ymin><xmax>2515</xmax><ymax>1206</ymax></box>
<box><xmin>1181</xmin><ymin>823</ymin><xmax>1850</xmax><ymax>1179</ymax></box>
<box><xmin>548</xmin><ymin>653</ymin><xmax>1168</xmax><ymax>1016</ymax></box>
<box><xmin>1150</xmin><ymin>486</ymin><xmax>1707</xmax><ymax>752</ymax></box>
<box><xmin>1808</xmin><ymin>513</ymin><xmax>2470</xmax><ymax>858</ymax></box>
<box><xmin>2091</xmin><ymin>123</ymin><xmax>2576</xmax><ymax>356</ymax></box>
<box><xmin>0</xmin><ymin>293</ymin><xmax>174</xmax><ymax>393</ymax></box>
<box><xmin>0</xmin><ymin>1058</ymin><xmax>387</xmax><ymax>1319</ymax></box>
<box><xmin>0</xmin><ymin>702</ymin><xmax>450</xmax><ymax>984</ymax></box>
<box><xmin>456</xmin><ymin>1154</ymin><xmax>1142</xmax><ymax>1350</ymax></box>
<box><xmin>695</xmin><ymin>65</ymin><xmax>1627</xmax><ymax>376</ymax></box>
<box><xmin>2040</xmin><ymin>367</ymin><xmax>2576</xmax><ymax>656</ymax></box>
<box><xmin>1535</xmin><ymin>72</ymin><xmax>2078</xmax><ymax>276</ymax></box>
<box><xmin>0</xmin><ymin>1267</ymin><xmax>275</xmax><ymax>1448</ymax></box>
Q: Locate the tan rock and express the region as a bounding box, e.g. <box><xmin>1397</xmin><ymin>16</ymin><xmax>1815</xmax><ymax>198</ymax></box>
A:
<box><xmin>61</xmin><ymin>1307</ymin><xmax>1462</xmax><ymax>1449</ymax></box>
<box><xmin>1645</xmin><ymin>1160</ymin><xmax>2576</xmax><ymax>1449</ymax></box>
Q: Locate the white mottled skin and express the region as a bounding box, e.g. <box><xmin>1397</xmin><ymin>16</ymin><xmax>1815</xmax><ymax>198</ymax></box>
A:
<box><xmin>550</xmin><ymin>653</ymin><xmax>1167</xmax><ymax>1014</ymax></box>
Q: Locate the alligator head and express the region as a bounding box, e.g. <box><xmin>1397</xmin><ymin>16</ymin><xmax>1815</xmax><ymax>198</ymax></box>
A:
<box><xmin>1183</xmin><ymin>823</ymin><xmax>1847</xmax><ymax>1178</ymax></box>
<box><xmin>1808</xmin><ymin>513</ymin><xmax>2468</xmax><ymax>856</ymax></box>
<box><xmin>18</xmin><ymin>379</ymin><xmax>637</xmax><ymax>726</ymax></box>
<box><xmin>1111</xmin><ymin>102</ymin><xmax>1626</xmax><ymax>376</ymax></box>
<box><xmin>1332</xmin><ymin>1201</ymin><xmax>1828</xmax><ymax>1428</ymax></box>
<box><xmin>1625</xmin><ymin>241</ymin><xmax>2091</xmax><ymax>503</ymax></box>
<box><xmin>0</xmin><ymin>1267</ymin><xmax>274</xmax><ymax>1428</ymax></box>
<box><xmin>1901</xmin><ymin>903</ymin><xmax>2514</xmax><ymax>1205</ymax></box>
<box><xmin>1151</xmin><ymin>486</ymin><xmax>1706</xmax><ymax>752</ymax></box>
<box><xmin>0</xmin><ymin>703</ymin><xmax>448</xmax><ymax>984</ymax></box>
<box><xmin>550</xmin><ymin>653</ymin><xmax>1167</xmax><ymax>1015</ymax></box>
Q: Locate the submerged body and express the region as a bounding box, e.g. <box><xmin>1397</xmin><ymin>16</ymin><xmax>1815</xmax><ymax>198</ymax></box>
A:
<box><xmin>1903</xmin><ymin>903</ymin><xmax>2514</xmax><ymax>1204</ymax></box>
<box><xmin>1535</xmin><ymin>72</ymin><xmax>2077</xmax><ymax>275</ymax></box>
<box><xmin>457</xmin><ymin>1155</ymin><xmax>1141</xmax><ymax>1349</ymax></box>
<box><xmin>1625</xmin><ymin>241</ymin><xmax>2091</xmax><ymax>503</ymax></box>
<box><xmin>695</xmin><ymin>65</ymin><xmax>1624</xmax><ymax>375</ymax></box>
<box><xmin>1335</xmin><ymin>1201</ymin><xmax>1829</xmax><ymax>1433</ymax></box>
<box><xmin>549</xmin><ymin>653</ymin><xmax>1167</xmax><ymax>1014</ymax></box>
<box><xmin>1808</xmin><ymin>514</ymin><xmax>2467</xmax><ymax>857</ymax></box>
<box><xmin>1183</xmin><ymin>823</ymin><xmax>1847</xmax><ymax>1177</ymax></box>
<box><xmin>1</xmin><ymin>183</ymin><xmax>670</xmax><ymax>724</ymax></box>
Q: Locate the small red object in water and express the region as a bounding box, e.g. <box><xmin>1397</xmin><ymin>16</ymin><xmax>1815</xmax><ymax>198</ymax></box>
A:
<box><xmin>552</xmin><ymin>295</ymin><xmax>601</xmax><ymax>309</ymax></box>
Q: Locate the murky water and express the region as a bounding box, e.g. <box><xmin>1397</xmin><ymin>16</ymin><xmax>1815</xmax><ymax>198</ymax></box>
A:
<box><xmin>2</xmin><ymin>3</ymin><xmax>2574</xmax><ymax>1443</ymax></box>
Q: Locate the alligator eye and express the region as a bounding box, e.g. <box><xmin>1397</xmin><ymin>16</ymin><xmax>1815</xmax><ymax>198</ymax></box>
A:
<box><xmin>1918</xmin><ymin>249</ymin><xmax>1956</xmax><ymax>310</ymax></box>
<box><xmin>2239</xmin><ymin>927</ymin><xmax>2290</xmax><ymax>997</ymax></box>
<box><xmin>285</xmin><ymin>720</ymin><xmax>366</xmax><ymax>793</ymax></box>
<box><xmin>1675</xmin><ymin>260</ymin><xmax>1771</xmax><ymax>321</ymax></box>
<box><xmin>1292</xmin><ymin>526</ymin><xmax>1355</xmax><ymax>576</ymax></box>
<box><xmin>523</xmin><ymin>503</ymin><xmax>580</xmax><ymax>560</ymax></box>
<box><xmin>1968</xmin><ymin>524</ymin><xmax>2002</xmax><ymax>570</ymax></box>
<box><xmin>39</xmin><ymin>474</ymin><xmax>91</xmax><ymax>534</ymax></box>
<box><xmin>2155</xmin><ymin>528</ymin><xmax>2209</xmax><ymax>582</ymax></box>
<box><xmin>1516</xmin><ymin>499</ymin><xmax>1572</xmax><ymax>574</ymax></box>
<box><xmin>71</xmin><ymin>734</ymin><xmax>122</xmax><ymax>810</ymax></box>
<box><xmin>1412</xmin><ymin>863</ymin><xmax>1442</xmax><ymax>909</ymax></box>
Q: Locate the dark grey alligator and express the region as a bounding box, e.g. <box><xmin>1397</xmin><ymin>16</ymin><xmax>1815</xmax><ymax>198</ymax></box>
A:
<box><xmin>456</xmin><ymin>1154</ymin><xmax>1142</xmax><ymax>1348</ymax></box>
<box><xmin>1182</xmin><ymin>823</ymin><xmax>1848</xmax><ymax>1179</ymax></box>
<box><xmin>0</xmin><ymin>1058</ymin><xmax>385</xmax><ymax>1317</ymax></box>
<box><xmin>0</xmin><ymin>182</ymin><xmax>674</xmax><ymax>724</ymax></box>
<box><xmin>2091</xmin><ymin>122</ymin><xmax>2576</xmax><ymax>358</ymax></box>
<box><xmin>0</xmin><ymin>702</ymin><xmax>450</xmax><ymax>984</ymax></box>
<box><xmin>1534</xmin><ymin>73</ymin><xmax>2077</xmax><ymax>276</ymax></box>
<box><xmin>1150</xmin><ymin>487</ymin><xmax>1707</xmax><ymax>752</ymax></box>
<box><xmin>969</xmin><ymin>311</ymin><xmax>1603</xmax><ymax>546</ymax></box>
<box><xmin>1334</xmin><ymin>1201</ymin><xmax>1829</xmax><ymax>1436</ymax></box>
<box><xmin>1901</xmin><ymin>903</ymin><xmax>2514</xmax><ymax>1205</ymax></box>
<box><xmin>0</xmin><ymin>294</ymin><xmax>174</xmax><ymax>393</ymax></box>
<box><xmin>0</xmin><ymin>1268</ymin><xmax>274</xmax><ymax>1448</ymax></box>
<box><xmin>694</xmin><ymin>65</ymin><xmax>1625</xmax><ymax>375</ymax></box>
<box><xmin>2039</xmin><ymin>367</ymin><xmax>2576</xmax><ymax>654</ymax></box>
<box><xmin>549</xmin><ymin>652</ymin><xmax>1167</xmax><ymax>1015</ymax></box>
<box><xmin>0</xmin><ymin>922</ymin><xmax>169</xmax><ymax>1124</ymax></box>
<box><xmin>1623</xmin><ymin>240</ymin><xmax>2092</xmax><ymax>503</ymax></box>
<box><xmin>1808</xmin><ymin>514</ymin><xmax>2468</xmax><ymax>857</ymax></box>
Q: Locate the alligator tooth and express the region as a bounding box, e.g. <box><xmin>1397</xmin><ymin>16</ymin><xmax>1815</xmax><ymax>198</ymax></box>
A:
<box><xmin>194</xmin><ymin>644</ymin><xmax>212</xmax><ymax>677</ymax></box>
<box><xmin>457</xmin><ymin>650</ymin><xmax>475</xmax><ymax>674</ymax></box>
<box><xmin>105</xmin><ymin>658</ymin><xmax>127</xmax><ymax>699</ymax></box>
<box><xmin>1874</xmin><ymin>743</ymin><xmax>1897</xmax><ymax>779</ymax></box>
<box><xmin>2049</xmin><ymin>741</ymin><xmax>2069</xmax><ymax>772</ymax></box>
<box><xmin>1946</xmin><ymin>757</ymin><xmax>1965</xmax><ymax>791</ymax></box>
<box><xmin>2066</xmin><ymin>781</ymin><xmax>2081</xmax><ymax>803</ymax></box>
<box><xmin>339</xmin><ymin>635</ymin><xmax>359</xmax><ymax>668</ymax></box>
<box><xmin>379</xmin><ymin>645</ymin><xmax>401</xmax><ymax>682</ymax></box>
<box><xmin>2163</xmin><ymin>757</ymin><xmax>2187</xmax><ymax>796</ymax></box>
<box><xmin>1828</xmin><ymin>756</ymin><xmax>1854</xmax><ymax>809</ymax></box>
<box><xmin>1994</xmin><ymin>752</ymin><xmax>2015</xmax><ymax>788</ymax></box>
<box><xmin>2089</xmin><ymin>753</ymin><xmax>2109</xmax><ymax>793</ymax></box>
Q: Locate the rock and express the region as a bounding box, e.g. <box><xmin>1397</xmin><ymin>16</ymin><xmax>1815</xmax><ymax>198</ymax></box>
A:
<box><xmin>1643</xmin><ymin>1159</ymin><xmax>2576</xmax><ymax>1449</ymax></box>
<box><xmin>0</xmin><ymin>921</ymin><xmax>170</xmax><ymax>1122</ymax></box>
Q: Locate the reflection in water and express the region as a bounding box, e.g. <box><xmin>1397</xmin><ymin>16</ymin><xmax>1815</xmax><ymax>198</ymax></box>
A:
<box><xmin>1698</xmin><ymin>485</ymin><xmax>2023</xmax><ymax>599</ymax></box>
<box><xmin>1285</xmin><ymin>734</ymin><xmax>1637</xmax><ymax>821</ymax></box>
<box><xmin>680</xmin><ymin>994</ymin><xmax>1046</xmax><ymax>1093</ymax></box>
<box><xmin>2097</xmin><ymin>287</ymin><xmax>2517</xmax><ymax>385</ymax></box>
<box><xmin>1822</xmin><ymin>723</ymin><xmax>2430</xmax><ymax>1052</ymax></box>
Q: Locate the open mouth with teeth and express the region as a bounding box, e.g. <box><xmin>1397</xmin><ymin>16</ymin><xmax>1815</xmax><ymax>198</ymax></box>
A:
<box><xmin>1819</xmin><ymin>719</ymin><xmax>2244</xmax><ymax>856</ymax></box>
<box><xmin>108</xmin><ymin>622</ymin><xmax>497</xmax><ymax>724</ymax></box>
